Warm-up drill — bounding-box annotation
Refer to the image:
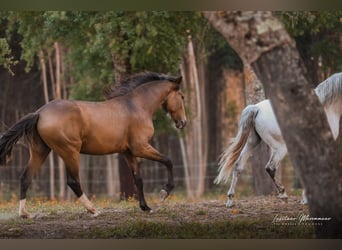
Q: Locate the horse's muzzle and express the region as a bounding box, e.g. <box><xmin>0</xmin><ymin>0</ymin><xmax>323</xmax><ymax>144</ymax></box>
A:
<box><xmin>175</xmin><ymin>120</ymin><xmax>187</xmax><ymax>129</ymax></box>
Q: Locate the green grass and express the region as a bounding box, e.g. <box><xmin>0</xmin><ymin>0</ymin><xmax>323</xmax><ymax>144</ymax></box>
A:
<box><xmin>75</xmin><ymin>218</ymin><xmax>315</xmax><ymax>239</ymax></box>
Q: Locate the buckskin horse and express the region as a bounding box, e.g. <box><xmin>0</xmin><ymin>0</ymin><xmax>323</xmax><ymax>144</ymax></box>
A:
<box><xmin>0</xmin><ymin>72</ymin><xmax>187</xmax><ymax>218</ymax></box>
<box><xmin>216</xmin><ymin>72</ymin><xmax>342</xmax><ymax>207</ymax></box>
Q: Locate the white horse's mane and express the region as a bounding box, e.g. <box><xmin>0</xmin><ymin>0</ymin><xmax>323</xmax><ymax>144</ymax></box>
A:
<box><xmin>315</xmin><ymin>72</ymin><xmax>342</xmax><ymax>105</ymax></box>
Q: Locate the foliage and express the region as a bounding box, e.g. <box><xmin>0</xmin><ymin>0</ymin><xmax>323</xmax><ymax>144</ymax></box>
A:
<box><xmin>199</xmin><ymin>20</ymin><xmax>243</xmax><ymax>71</ymax></box>
<box><xmin>279</xmin><ymin>11</ymin><xmax>342</xmax><ymax>73</ymax></box>
<box><xmin>0</xmin><ymin>36</ymin><xmax>17</xmax><ymax>75</ymax></box>
<box><xmin>2</xmin><ymin>11</ymin><xmax>206</xmax><ymax>133</ymax></box>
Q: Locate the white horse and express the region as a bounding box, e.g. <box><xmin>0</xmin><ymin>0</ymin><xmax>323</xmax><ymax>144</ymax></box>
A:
<box><xmin>216</xmin><ymin>72</ymin><xmax>342</xmax><ymax>207</ymax></box>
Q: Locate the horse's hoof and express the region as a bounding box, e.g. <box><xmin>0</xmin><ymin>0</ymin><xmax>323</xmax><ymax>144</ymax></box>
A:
<box><xmin>19</xmin><ymin>214</ymin><xmax>30</xmax><ymax>219</ymax></box>
<box><xmin>19</xmin><ymin>212</ymin><xmax>32</xmax><ymax>219</ymax></box>
<box><xmin>300</xmin><ymin>199</ymin><xmax>308</xmax><ymax>205</ymax></box>
<box><xmin>20</xmin><ymin>213</ymin><xmax>38</xmax><ymax>219</ymax></box>
<box><xmin>226</xmin><ymin>199</ymin><xmax>234</xmax><ymax>208</ymax></box>
<box><xmin>140</xmin><ymin>205</ymin><xmax>152</xmax><ymax>212</ymax></box>
<box><xmin>92</xmin><ymin>210</ymin><xmax>101</xmax><ymax>217</ymax></box>
<box><xmin>159</xmin><ymin>189</ymin><xmax>169</xmax><ymax>201</ymax></box>
<box><xmin>277</xmin><ymin>193</ymin><xmax>288</xmax><ymax>200</ymax></box>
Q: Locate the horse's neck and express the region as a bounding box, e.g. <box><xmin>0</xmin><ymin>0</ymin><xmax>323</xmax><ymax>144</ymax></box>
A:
<box><xmin>132</xmin><ymin>81</ymin><xmax>172</xmax><ymax>115</ymax></box>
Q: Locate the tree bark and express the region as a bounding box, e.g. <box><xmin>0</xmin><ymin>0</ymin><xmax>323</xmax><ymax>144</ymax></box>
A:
<box><xmin>204</xmin><ymin>11</ymin><xmax>342</xmax><ymax>238</ymax></box>
<box><xmin>54</xmin><ymin>42</ymin><xmax>66</xmax><ymax>200</ymax></box>
<box><xmin>112</xmin><ymin>52</ymin><xmax>136</xmax><ymax>200</ymax></box>
<box><xmin>118</xmin><ymin>153</ymin><xmax>136</xmax><ymax>200</ymax></box>
<box><xmin>106</xmin><ymin>154</ymin><xmax>120</xmax><ymax>198</ymax></box>
<box><xmin>180</xmin><ymin>38</ymin><xmax>208</xmax><ymax>198</ymax></box>
<box><xmin>39</xmin><ymin>50</ymin><xmax>55</xmax><ymax>200</ymax></box>
<box><xmin>243</xmin><ymin>65</ymin><xmax>275</xmax><ymax>195</ymax></box>
<box><xmin>254</xmin><ymin>44</ymin><xmax>341</xmax><ymax>238</ymax></box>
<box><xmin>48</xmin><ymin>51</ymin><xmax>56</xmax><ymax>98</ymax></box>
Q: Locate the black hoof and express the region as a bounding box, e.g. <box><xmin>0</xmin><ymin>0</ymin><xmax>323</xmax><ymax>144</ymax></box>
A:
<box><xmin>140</xmin><ymin>205</ymin><xmax>152</xmax><ymax>212</ymax></box>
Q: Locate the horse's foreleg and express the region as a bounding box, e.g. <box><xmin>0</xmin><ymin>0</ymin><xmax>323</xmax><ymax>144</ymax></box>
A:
<box><xmin>133</xmin><ymin>144</ymin><xmax>174</xmax><ymax>201</ymax></box>
<box><xmin>122</xmin><ymin>151</ymin><xmax>151</xmax><ymax>211</ymax></box>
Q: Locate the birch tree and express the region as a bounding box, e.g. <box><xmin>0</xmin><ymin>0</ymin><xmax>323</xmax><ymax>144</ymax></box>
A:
<box><xmin>180</xmin><ymin>37</ymin><xmax>208</xmax><ymax>198</ymax></box>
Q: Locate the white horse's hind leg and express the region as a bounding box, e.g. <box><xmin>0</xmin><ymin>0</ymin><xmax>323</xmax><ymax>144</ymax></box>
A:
<box><xmin>265</xmin><ymin>146</ymin><xmax>288</xmax><ymax>200</ymax></box>
<box><xmin>226</xmin><ymin>131</ymin><xmax>260</xmax><ymax>207</ymax></box>
<box><xmin>301</xmin><ymin>189</ymin><xmax>308</xmax><ymax>204</ymax></box>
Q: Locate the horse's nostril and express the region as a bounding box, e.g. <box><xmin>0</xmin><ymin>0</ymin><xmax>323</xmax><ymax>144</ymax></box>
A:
<box><xmin>175</xmin><ymin>120</ymin><xmax>187</xmax><ymax>129</ymax></box>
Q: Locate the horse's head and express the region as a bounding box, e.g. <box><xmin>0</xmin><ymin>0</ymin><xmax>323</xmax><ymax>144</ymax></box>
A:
<box><xmin>163</xmin><ymin>76</ymin><xmax>187</xmax><ymax>129</ymax></box>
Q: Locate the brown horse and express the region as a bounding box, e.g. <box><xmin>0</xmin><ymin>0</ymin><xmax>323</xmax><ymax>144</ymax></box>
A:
<box><xmin>0</xmin><ymin>72</ymin><xmax>187</xmax><ymax>218</ymax></box>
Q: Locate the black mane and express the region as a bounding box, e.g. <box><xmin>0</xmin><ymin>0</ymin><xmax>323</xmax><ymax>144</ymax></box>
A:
<box><xmin>104</xmin><ymin>72</ymin><xmax>179</xmax><ymax>99</ymax></box>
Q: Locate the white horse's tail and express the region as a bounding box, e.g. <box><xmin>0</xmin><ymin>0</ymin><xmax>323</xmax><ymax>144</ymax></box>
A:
<box><xmin>215</xmin><ymin>105</ymin><xmax>259</xmax><ymax>184</ymax></box>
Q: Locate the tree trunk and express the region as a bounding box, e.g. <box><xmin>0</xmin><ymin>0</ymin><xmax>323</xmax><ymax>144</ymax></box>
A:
<box><xmin>253</xmin><ymin>45</ymin><xmax>342</xmax><ymax>238</ymax></box>
<box><xmin>54</xmin><ymin>42</ymin><xmax>62</xmax><ymax>100</ymax></box>
<box><xmin>204</xmin><ymin>11</ymin><xmax>342</xmax><ymax>238</ymax></box>
<box><xmin>48</xmin><ymin>51</ymin><xmax>56</xmax><ymax>98</ymax></box>
<box><xmin>106</xmin><ymin>154</ymin><xmax>120</xmax><ymax>198</ymax></box>
<box><xmin>54</xmin><ymin>42</ymin><xmax>66</xmax><ymax>200</ymax></box>
<box><xmin>118</xmin><ymin>154</ymin><xmax>136</xmax><ymax>200</ymax></box>
<box><xmin>112</xmin><ymin>52</ymin><xmax>136</xmax><ymax>200</ymax></box>
<box><xmin>39</xmin><ymin>50</ymin><xmax>55</xmax><ymax>200</ymax></box>
<box><xmin>180</xmin><ymin>38</ymin><xmax>208</xmax><ymax>198</ymax></box>
<box><xmin>243</xmin><ymin>64</ymin><xmax>275</xmax><ymax>195</ymax></box>
<box><xmin>179</xmin><ymin>136</ymin><xmax>193</xmax><ymax>197</ymax></box>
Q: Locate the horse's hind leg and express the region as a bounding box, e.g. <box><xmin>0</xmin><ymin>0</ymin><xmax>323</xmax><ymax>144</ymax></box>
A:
<box><xmin>19</xmin><ymin>143</ymin><xmax>50</xmax><ymax>218</ymax></box>
<box><xmin>226</xmin><ymin>131</ymin><xmax>260</xmax><ymax>207</ymax></box>
<box><xmin>301</xmin><ymin>189</ymin><xmax>308</xmax><ymax>204</ymax></box>
<box><xmin>265</xmin><ymin>146</ymin><xmax>288</xmax><ymax>200</ymax></box>
<box><xmin>57</xmin><ymin>149</ymin><xmax>99</xmax><ymax>216</ymax></box>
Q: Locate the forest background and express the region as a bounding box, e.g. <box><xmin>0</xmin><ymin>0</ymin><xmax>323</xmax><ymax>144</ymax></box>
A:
<box><xmin>0</xmin><ymin>11</ymin><xmax>341</xmax><ymax>202</ymax></box>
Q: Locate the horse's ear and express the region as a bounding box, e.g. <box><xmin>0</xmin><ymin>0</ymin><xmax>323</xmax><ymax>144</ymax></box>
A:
<box><xmin>175</xmin><ymin>76</ymin><xmax>182</xmax><ymax>84</ymax></box>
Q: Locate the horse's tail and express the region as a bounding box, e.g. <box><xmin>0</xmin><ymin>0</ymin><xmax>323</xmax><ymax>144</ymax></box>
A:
<box><xmin>215</xmin><ymin>105</ymin><xmax>259</xmax><ymax>184</ymax></box>
<box><xmin>0</xmin><ymin>113</ymin><xmax>40</xmax><ymax>165</ymax></box>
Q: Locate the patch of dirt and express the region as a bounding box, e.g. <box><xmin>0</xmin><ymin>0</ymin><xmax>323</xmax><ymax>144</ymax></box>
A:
<box><xmin>0</xmin><ymin>195</ymin><xmax>312</xmax><ymax>238</ymax></box>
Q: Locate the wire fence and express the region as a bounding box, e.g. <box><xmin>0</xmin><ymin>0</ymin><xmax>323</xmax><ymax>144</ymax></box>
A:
<box><xmin>0</xmin><ymin>159</ymin><xmax>300</xmax><ymax>202</ymax></box>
